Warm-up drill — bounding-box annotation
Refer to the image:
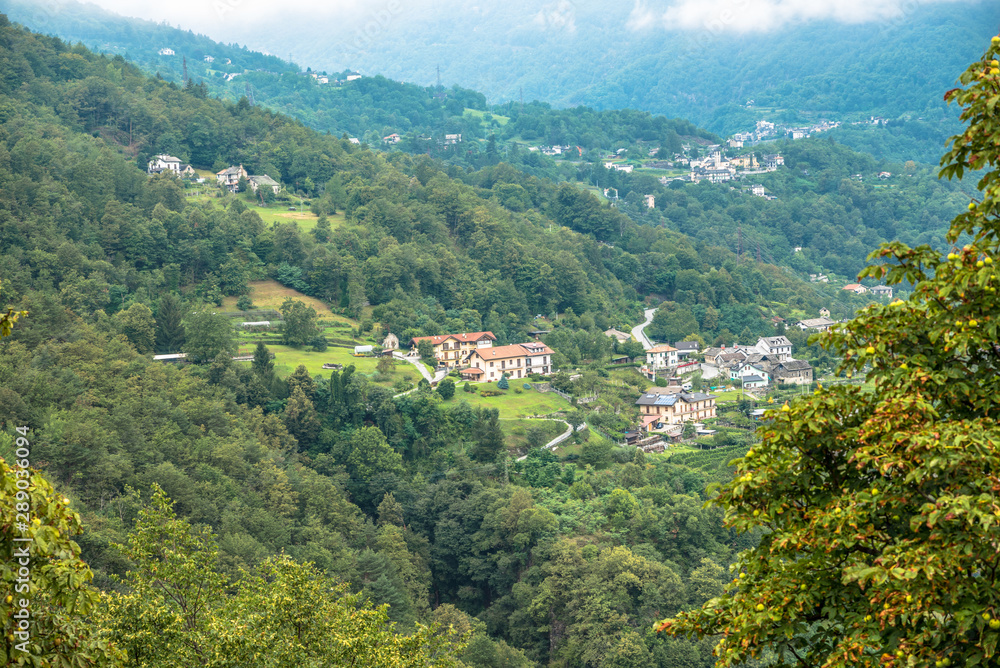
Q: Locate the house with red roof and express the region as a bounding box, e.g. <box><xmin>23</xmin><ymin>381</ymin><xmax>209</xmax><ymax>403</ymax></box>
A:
<box><xmin>465</xmin><ymin>342</ymin><xmax>554</xmax><ymax>382</ymax></box>
<box><xmin>410</xmin><ymin>331</ymin><xmax>496</xmax><ymax>368</ymax></box>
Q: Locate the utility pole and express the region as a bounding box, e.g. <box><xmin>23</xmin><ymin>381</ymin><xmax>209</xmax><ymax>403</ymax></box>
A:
<box><xmin>182</xmin><ymin>56</ymin><xmax>188</xmax><ymax>84</ymax></box>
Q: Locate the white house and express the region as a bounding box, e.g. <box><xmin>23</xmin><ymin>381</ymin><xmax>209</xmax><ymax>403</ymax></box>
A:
<box><xmin>203</xmin><ymin>55</ymin><xmax>215</xmax><ymax>63</ymax></box>
<box><xmin>383</xmin><ymin>133</ymin><xmax>401</xmax><ymax>144</ymax></box>
<box><xmin>730</xmin><ymin>362</ymin><xmax>769</xmax><ymax>385</ymax></box>
<box><xmin>755</xmin><ymin>336</ymin><xmax>792</xmax><ymax>361</ymax></box>
<box><xmin>465</xmin><ymin>342</ymin><xmax>554</xmax><ymax>382</ymax></box>
<box><xmin>158</xmin><ymin>48</ymin><xmax>175</xmax><ymax>56</ymax></box>
<box><xmin>644</xmin><ymin>194</ymin><xmax>655</xmax><ymax>209</ymax></box>
<box><xmin>646</xmin><ymin>344</ymin><xmax>679</xmax><ymax>370</ymax></box>
<box><xmin>148</xmin><ymin>154</ymin><xmax>182</xmax><ymax>175</ymax></box>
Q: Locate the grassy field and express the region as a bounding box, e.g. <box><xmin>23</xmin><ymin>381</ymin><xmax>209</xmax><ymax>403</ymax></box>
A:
<box><xmin>220</xmin><ymin>280</ymin><xmax>355</xmax><ymax>324</ymax></box>
<box><xmin>438</xmin><ymin>382</ymin><xmax>572</xmax><ymax>419</ymax></box>
<box><xmin>184</xmin><ymin>175</ymin><xmax>342</xmax><ymax>234</ymax></box>
<box><xmin>464</xmin><ymin>108</ymin><xmax>509</xmax><ymax>126</ymax></box>
<box><xmin>253</xmin><ymin>343</ymin><xmax>418</xmax><ymax>389</ymax></box>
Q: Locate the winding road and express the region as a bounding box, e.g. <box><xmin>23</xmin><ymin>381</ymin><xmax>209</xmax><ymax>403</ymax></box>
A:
<box><xmin>515</xmin><ymin>420</ymin><xmax>587</xmax><ymax>461</ymax></box>
<box><xmin>391</xmin><ymin>352</ymin><xmax>450</xmax><ymax>397</ymax></box>
<box><xmin>631</xmin><ymin>307</ymin><xmax>657</xmax><ymax>350</ymax></box>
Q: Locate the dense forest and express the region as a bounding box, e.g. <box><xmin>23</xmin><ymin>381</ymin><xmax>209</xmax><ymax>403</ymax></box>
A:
<box><xmin>0</xmin><ymin>15</ymin><xmax>810</xmax><ymax>666</ymax></box>
<box><xmin>0</xmin><ymin>0</ymin><xmax>971</xmax><ymax>286</ymax></box>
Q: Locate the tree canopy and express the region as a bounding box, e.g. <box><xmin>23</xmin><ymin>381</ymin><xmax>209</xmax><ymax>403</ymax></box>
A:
<box><xmin>659</xmin><ymin>36</ymin><xmax>1000</xmax><ymax>668</ymax></box>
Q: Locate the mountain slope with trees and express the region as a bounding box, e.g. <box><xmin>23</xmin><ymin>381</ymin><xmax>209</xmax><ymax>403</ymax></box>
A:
<box><xmin>0</xmin><ymin>15</ymin><xmax>790</xmax><ymax>666</ymax></box>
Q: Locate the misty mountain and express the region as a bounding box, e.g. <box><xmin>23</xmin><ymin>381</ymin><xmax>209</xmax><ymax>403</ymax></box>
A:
<box><xmin>232</xmin><ymin>0</ymin><xmax>996</xmax><ymax>134</ymax></box>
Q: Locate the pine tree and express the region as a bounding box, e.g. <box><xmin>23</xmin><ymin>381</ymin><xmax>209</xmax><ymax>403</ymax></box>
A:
<box><xmin>497</xmin><ymin>374</ymin><xmax>509</xmax><ymax>390</ymax></box>
<box><xmin>471</xmin><ymin>407</ymin><xmax>504</xmax><ymax>462</ymax></box>
<box><xmin>252</xmin><ymin>341</ymin><xmax>274</xmax><ymax>380</ymax></box>
<box><xmin>155</xmin><ymin>293</ymin><xmax>186</xmax><ymax>353</ymax></box>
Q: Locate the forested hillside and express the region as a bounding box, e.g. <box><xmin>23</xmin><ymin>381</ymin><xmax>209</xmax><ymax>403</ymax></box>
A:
<box><xmin>222</xmin><ymin>0</ymin><xmax>995</xmax><ymax>134</ymax></box>
<box><xmin>0</xmin><ymin>0</ymin><xmax>969</xmax><ymax>287</ymax></box>
<box><xmin>0</xmin><ymin>15</ymin><xmax>813</xmax><ymax>666</ymax></box>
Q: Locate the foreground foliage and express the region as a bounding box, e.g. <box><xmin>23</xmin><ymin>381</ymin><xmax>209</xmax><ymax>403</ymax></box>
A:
<box><xmin>660</xmin><ymin>37</ymin><xmax>1000</xmax><ymax>667</ymax></box>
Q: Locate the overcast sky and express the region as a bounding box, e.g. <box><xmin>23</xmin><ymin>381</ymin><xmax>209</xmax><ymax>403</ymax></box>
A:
<box><xmin>82</xmin><ymin>0</ymin><xmax>977</xmax><ymax>39</ymax></box>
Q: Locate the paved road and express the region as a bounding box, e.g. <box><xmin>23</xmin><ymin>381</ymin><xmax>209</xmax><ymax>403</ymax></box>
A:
<box><xmin>631</xmin><ymin>307</ymin><xmax>657</xmax><ymax>350</ymax></box>
<box><xmin>516</xmin><ymin>420</ymin><xmax>587</xmax><ymax>461</ymax></box>
<box><xmin>391</xmin><ymin>352</ymin><xmax>449</xmax><ymax>397</ymax></box>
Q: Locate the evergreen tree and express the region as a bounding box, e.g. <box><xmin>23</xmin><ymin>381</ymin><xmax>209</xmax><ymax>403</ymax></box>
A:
<box><xmin>155</xmin><ymin>293</ymin><xmax>186</xmax><ymax>353</ymax></box>
<box><xmin>283</xmin><ymin>386</ymin><xmax>321</xmax><ymax>447</ymax></box>
<box><xmin>313</xmin><ymin>214</ymin><xmax>332</xmax><ymax>242</ymax></box>
<box><xmin>497</xmin><ymin>374</ymin><xmax>509</xmax><ymax>390</ymax></box>
<box><xmin>252</xmin><ymin>341</ymin><xmax>274</xmax><ymax>380</ymax></box>
<box><xmin>471</xmin><ymin>407</ymin><xmax>504</xmax><ymax>462</ymax></box>
<box><xmin>287</xmin><ymin>364</ymin><xmax>315</xmax><ymax>398</ymax></box>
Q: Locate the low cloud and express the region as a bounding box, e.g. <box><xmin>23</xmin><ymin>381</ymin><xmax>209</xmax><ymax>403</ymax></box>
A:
<box><xmin>533</xmin><ymin>0</ymin><xmax>577</xmax><ymax>33</ymax></box>
<box><xmin>633</xmin><ymin>0</ymin><xmax>973</xmax><ymax>33</ymax></box>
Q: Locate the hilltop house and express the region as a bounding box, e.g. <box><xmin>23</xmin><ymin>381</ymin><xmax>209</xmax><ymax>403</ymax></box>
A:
<box><xmin>148</xmin><ymin>154</ymin><xmax>181</xmax><ymax>175</ymax></box>
<box><xmin>216</xmin><ymin>165</ymin><xmax>248</xmax><ymax>191</ymax></box>
<box><xmin>410</xmin><ymin>331</ymin><xmax>496</xmax><ymax>368</ymax></box>
<box><xmin>465</xmin><ymin>342</ymin><xmax>554</xmax><ymax>382</ymax></box>
<box><xmin>842</xmin><ymin>283</ymin><xmax>868</xmax><ymax>294</ymax></box>
<box><xmin>636</xmin><ymin>391</ymin><xmax>717</xmax><ymax>427</ymax></box>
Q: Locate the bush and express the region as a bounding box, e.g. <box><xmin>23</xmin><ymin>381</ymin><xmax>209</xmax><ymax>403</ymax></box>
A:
<box><xmin>480</xmin><ymin>389</ymin><xmax>503</xmax><ymax>397</ymax></box>
<box><xmin>523</xmin><ymin>383</ymin><xmax>532</xmax><ymax>390</ymax></box>
<box><xmin>236</xmin><ymin>295</ymin><xmax>254</xmax><ymax>311</ymax></box>
<box><xmin>513</xmin><ymin>387</ymin><xmax>523</xmax><ymax>394</ymax></box>
<box><xmin>436</xmin><ymin>377</ymin><xmax>456</xmax><ymax>400</ymax></box>
<box><xmin>309</xmin><ymin>335</ymin><xmax>328</xmax><ymax>352</ymax></box>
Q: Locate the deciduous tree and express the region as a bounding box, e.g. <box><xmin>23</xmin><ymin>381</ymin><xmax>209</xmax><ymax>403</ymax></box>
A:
<box><xmin>660</xmin><ymin>37</ymin><xmax>1000</xmax><ymax>668</ymax></box>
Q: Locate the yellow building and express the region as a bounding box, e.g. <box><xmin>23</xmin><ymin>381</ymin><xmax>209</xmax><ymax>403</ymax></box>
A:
<box><xmin>464</xmin><ymin>342</ymin><xmax>554</xmax><ymax>382</ymax></box>
<box><xmin>635</xmin><ymin>391</ymin><xmax>717</xmax><ymax>427</ymax></box>
<box><xmin>410</xmin><ymin>331</ymin><xmax>496</xmax><ymax>368</ymax></box>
